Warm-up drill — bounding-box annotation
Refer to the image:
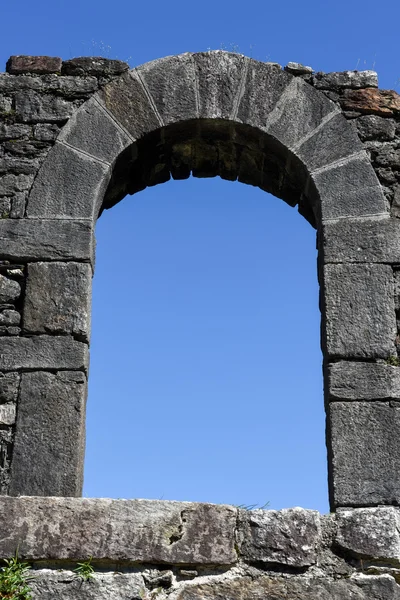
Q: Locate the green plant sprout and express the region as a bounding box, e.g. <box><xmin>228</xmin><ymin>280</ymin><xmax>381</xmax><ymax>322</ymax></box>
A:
<box><xmin>0</xmin><ymin>552</ymin><xmax>34</xmax><ymax>600</ymax></box>
<box><xmin>74</xmin><ymin>557</ymin><xmax>95</xmax><ymax>581</ymax></box>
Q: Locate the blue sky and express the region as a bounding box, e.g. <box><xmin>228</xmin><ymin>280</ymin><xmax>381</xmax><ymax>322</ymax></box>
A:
<box><xmin>1</xmin><ymin>0</ymin><xmax>399</xmax><ymax>513</ymax></box>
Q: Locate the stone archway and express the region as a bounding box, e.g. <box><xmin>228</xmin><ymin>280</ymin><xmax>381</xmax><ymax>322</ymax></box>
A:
<box><xmin>1</xmin><ymin>52</ymin><xmax>399</xmax><ymax>511</ymax></box>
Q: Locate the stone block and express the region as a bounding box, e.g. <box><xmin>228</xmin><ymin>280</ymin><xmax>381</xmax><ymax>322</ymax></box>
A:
<box><xmin>137</xmin><ymin>54</ymin><xmax>197</xmax><ymax>125</ymax></box>
<box><xmin>322</xmin><ymin>264</ymin><xmax>396</xmax><ymax>359</ymax></box>
<box><xmin>341</xmin><ymin>88</ymin><xmax>400</xmax><ymax>117</ymax></box>
<box><xmin>312</xmin><ymin>155</ymin><xmax>386</xmax><ymax>220</ymax></box>
<box><xmin>266</xmin><ymin>77</ymin><xmax>337</xmax><ymax>150</ymax></box>
<box><xmin>0</xmin><ymin>402</ymin><xmax>15</xmax><ymax>425</ymax></box>
<box><xmin>336</xmin><ymin>507</ymin><xmax>400</xmax><ymax>562</ymax></box>
<box><xmin>31</xmin><ymin>571</ymin><xmax>144</xmax><ymax>600</ymax></box>
<box><xmin>0</xmin><ymin>497</ymin><xmax>237</xmax><ymax>565</ymax></box>
<box><xmin>0</xmin><ymin>218</ymin><xmax>94</xmax><ymax>262</ymax></box>
<box><xmin>33</xmin><ymin>123</ymin><xmax>60</xmax><ymax>141</ymax></box>
<box><xmin>0</xmin><ymin>335</ymin><xmax>88</xmax><ymax>371</ymax></box>
<box><xmin>0</xmin><ymin>174</ymin><xmax>34</xmax><ymax>195</ymax></box>
<box><xmin>296</xmin><ymin>113</ymin><xmax>364</xmax><ymax>172</ymax></box>
<box><xmin>176</xmin><ymin>574</ymin><xmax>400</xmax><ymax>600</ymax></box>
<box><xmin>193</xmin><ymin>51</ymin><xmax>246</xmax><ymax>119</ymax></box>
<box><xmin>237</xmin><ymin>507</ymin><xmax>320</xmax><ymax>566</ymax></box>
<box><xmin>6</xmin><ymin>55</ymin><xmax>62</xmax><ymax>75</ymax></box>
<box><xmin>328</xmin><ymin>402</ymin><xmax>400</xmax><ymax>507</ymax></box>
<box><xmin>356</xmin><ymin>115</ymin><xmax>396</xmax><ymax>141</ymax></box>
<box><xmin>0</xmin><ymin>123</ymin><xmax>31</xmax><ymax>141</ymax></box>
<box><xmin>0</xmin><ymin>275</ymin><xmax>20</xmax><ymax>304</ymax></box>
<box><xmin>24</xmin><ymin>262</ymin><xmax>92</xmax><ymax>341</ymax></box>
<box><xmin>0</xmin><ymin>372</ymin><xmax>19</xmax><ymax>403</ymax></box>
<box><xmin>285</xmin><ymin>62</ymin><xmax>313</xmax><ymax>75</ymax></box>
<box><xmin>9</xmin><ymin>371</ymin><xmax>87</xmax><ymax>497</ymax></box>
<box><xmin>58</xmin><ymin>97</ymin><xmax>132</xmax><ymax>163</ymax></box>
<box><xmin>0</xmin><ymin>156</ymin><xmax>40</xmax><ymax>175</ymax></box>
<box><xmin>26</xmin><ymin>143</ymin><xmax>110</xmax><ymax>218</ymax></box>
<box><xmin>62</xmin><ymin>57</ymin><xmax>129</xmax><ymax>78</ymax></box>
<box><xmin>313</xmin><ymin>70</ymin><xmax>378</xmax><ymax>90</ymax></box>
<box><xmin>327</xmin><ymin>361</ymin><xmax>400</xmax><ymax>400</ymax></box>
<box><xmin>97</xmin><ymin>71</ymin><xmax>160</xmax><ymax>140</ymax></box>
<box><xmin>322</xmin><ymin>217</ymin><xmax>400</xmax><ymax>263</ymax></box>
<box><xmin>237</xmin><ymin>59</ymin><xmax>292</xmax><ymax>130</ymax></box>
<box><xmin>14</xmin><ymin>90</ymin><xmax>77</xmax><ymax>123</ymax></box>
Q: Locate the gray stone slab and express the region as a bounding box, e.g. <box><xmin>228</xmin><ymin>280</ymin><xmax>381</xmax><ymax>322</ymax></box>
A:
<box><xmin>237</xmin><ymin>507</ymin><xmax>320</xmax><ymax>566</ymax></box>
<box><xmin>9</xmin><ymin>371</ymin><xmax>87</xmax><ymax>497</ymax></box>
<box><xmin>62</xmin><ymin>57</ymin><xmax>129</xmax><ymax>77</ymax></box>
<box><xmin>328</xmin><ymin>402</ymin><xmax>400</xmax><ymax>507</ymax></box>
<box><xmin>26</xmin><ymin>142</ymin><xmax>110</xmax><ymax>219</ymax></box>
<box><xmin>336</xmin><ymin>507</ymin><xmax>400</xmax><ymax>562</ymax></box>
<box><xmin>266</xmin><ymin>77</ymin><xmax>337</xmax><ymax>150</ymax></box>
<box><xmin>322</xmin><ymin>264</ymin><xmax>396</xmax><ymax>359</ymax></box>
<box><xmin>0</xmin><ymin>372</ymin><xmax>19</xmax><ymax>403</ymax></box>
<box><xmin>0</xmin><ymin>335</ymin><xmax>88</xmax><ymax>371</ymax></box>
<box><xmin>0</xmin><ymin>402</ymin><xmax>15</xmax><ymax>425</ymax></box>
<box><xmin>58</xmin><ymin>97</ymin><xmax>132</xmax><ymax>163</ymax></box>
<box><xmin>97</xmin><ymin>71</ymin><xmax>160</xmax><ymax>140</ymax></box>
<box><xmin>14</xmin><ymin>90</ymin><xmax>77</xmax><ymax>123</ymax></box>
<box><xmin>313</xmin><ymin>155</ymin><xmax>387</xmax><ymax>220</ymax></box>
<box><xmin>237</xmin><ymin>59</ymin><xmax>292</xmax><ymax>130</ymax></box>
<box><xmin>322</xmin><ymin>217</ymin><xmax>400</xmax><ymax>263</ymax></box>
<box><xmin>356</xmin><ymin>115</ymin><xmax>396</xmax><ymax>141</ymax></box>
<box><xmin>24</xmin><ymin>262</ymin><xmax>92</xmax><ymax>341</ymax></box>
<box><xmin>296</xmin><ymin>113</ymin><xmax>364</xmax><ymax>172</ymax></box>
<box><xmin>327</xmin><ymin>362</ymin><xmax>400</xmax><ymax>400</ymax></box>
<box><xmin>0</xmin><ymin>497</ymin><xmax>237</xmax><ymax>565</ymax></box>
<box><xmin>137</xmin><ymin>53</ymin><xmax>197</xmax><ymax>125</ymax></box>
<box><xmin>31</xmin><ymin>571</ymin><xmax>144</xmax><ymax>600</ymax></box>
<box><xmin>0</xmin><ymin>275</ymin><xmax>20</xmax><ymax>303</ymax></box>
<box><xmin>313</xmin><ymin>70</ymin><xmax>378</xmax><ymax>90</ymax></box>
<box><xmin>193</xmin><ymin>51</ymin><xmax>246</xmax><ymax>119</ymax></box>
<box><xmin>176</xmin><ymin>574</ymin><xmax>400</xmax><ymax>600</ymax></box>
<box><xmin>0</xmin><ymin>218</ymin><xmax>94</xmax><ymax>262</ymax></box>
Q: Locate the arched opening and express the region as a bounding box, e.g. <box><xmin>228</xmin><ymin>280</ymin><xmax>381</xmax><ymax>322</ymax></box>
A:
<box><xmin>85</xmin><ymin>174</ymin><xmax>327</xmax><ymax>512</ymax></box>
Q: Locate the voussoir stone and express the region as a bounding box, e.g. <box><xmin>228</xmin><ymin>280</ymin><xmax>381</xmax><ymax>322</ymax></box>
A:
<box><xmin>0</xmin><ymin>497</ymin><xmax>237</xmax><ymax>565</ymax></box>
<box><xmin>327</xmin><ymin>362</ymin><xmax>400</xmax><ymax>400</ymax></box>
<box><xmin>9</xmin><ymin>371</ymin><xmax>87</xmax><ymax>496</ymax></box>
<box><xmin>0</xmin><ymin>335</ymin><xmax>88</xmax><ymax>371</ymax></box>
<box><xmin>328</xmin><ymin>402</ymin><xmax>400</xmax><ymax>507</ymax></box>
<box><xmin>238</xmin><ymin>507</ymin><xmax>320</xmax><ymax>566</ymax></box>
<box><xmin>336</xmin><ymin>507</ymin><xmax>400</xmax><ymax>562</ymax></box>
<box><xmin>322</xmin><ymin>263</ymin><xmax>396</xmax><ymax>359</ymax></box>
<box><xmin>6</xmin><ymin>55</ymin><xmax>62</xmax><ymax>75</ymax></box>
<box><xmin>24</xmin><ymin>262</ymin><xmax>92</xmax><ymax>341</ymax></box>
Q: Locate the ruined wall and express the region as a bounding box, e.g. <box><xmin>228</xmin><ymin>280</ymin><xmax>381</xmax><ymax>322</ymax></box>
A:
<box><xmin>1</xmin><ymin>52</ymin><xmax>400</xmax><ymax>599</ymax></box>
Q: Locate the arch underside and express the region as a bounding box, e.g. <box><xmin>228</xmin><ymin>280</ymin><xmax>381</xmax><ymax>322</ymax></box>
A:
<box><xmin>3</xmin><ymin>51</ymin><xmax>399</xmax><ymax>511</ymax></box>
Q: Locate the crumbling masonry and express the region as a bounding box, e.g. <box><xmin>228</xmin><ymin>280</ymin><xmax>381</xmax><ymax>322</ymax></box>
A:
<box><xmin>1</xmin><ymin>52</ymin><xmax>400</xmax><ymax>599</ymax></box>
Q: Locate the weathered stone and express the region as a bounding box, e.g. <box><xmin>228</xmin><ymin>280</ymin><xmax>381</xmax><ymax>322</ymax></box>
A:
<box><xmin>0</xmin><ymin>310</ymin><xmax>20</xmax><ymax>326</ymax></box>
<box><xmin>0</xmin><ymin>325</ymin><xmax>20</xmax><ymax>335</ymax></box>
<box><xmin>62</xmin><ymin>57</ymin><xmax>129</xmax><ymax>78</ymax></box>
<box><xmin>374</xmin><ymin>145</ymin><xmax>400</xmax><ymax>169</ymax></box>
<box><xmin>10</xmin><ymin>191</ymin><xmax>26</xmax><ymax>217</ymax></box>
<box><xmin>356</xmin><ymin>115</ymin><xmax>396</xmax><ymax>141</ymax></box>
<box><xmin>237</xmin><ymin>59</ymin><xmax>292</xmax><ymax>130</ymax></box>
<box><xmin>0</xmin><ymin>94</ymin><xmax>12</xmax><ymax>112</ymax></box>
<box><xmin>0</xmin><ymin>123</ymin><xmax>31</xmax><ymax>141</ymax></box>
<box><xmin>322</xmin><ymin>216</ymin><xmax>400</xmax><ymax>263</ymax></box>
<box><xmin>193</xmin><ymin>51</ymin><xmax>246</xmax><ymax>119</ymax></box>
<box><xmin>0</xmin><ymin>74</ymin><xmax>97</xmax><ymax>96</ymax></box>
<box><xmin>0</xmin><ymin>174</ymin><xmax>34</xmax><ymax>196</ymax></box>
<box><xmin>328</xmin><ymin>362</ymin><xmax>400</xmax><ymax>400</ymax></box>
<box><xmin>0</xmin><ymin>218</ymin><xmax>94</xmax><ymax>262</ymax></box>
<box><xmin>0</xmin><ymin>402</ymin><xmax>15</xmax><ymax>425</ymax></box>
<box><xmin>285</xmin><ymin>62</ymin><xmax>313</xmax><ymax>75</ymax></box>
<box><xmin>0</xmin><ymin>372</ymin><xmax>19</xmax><ymax>403</ymax></box>
<box><xmin>4</xmin><ymin>139</ymin><xmax>49</xmax><ymax>158</ymax></box>
<box><xmin>137</xmin><ymin>54</ymin><xmax>197</xmax><ymax>126</ymax></box>
<box><xmin>6</xmin><ymin>55</ymin><xmax>62</xmax><ymax>75</ymax></box>
<box><xmin>312</xmin><ymin>155</ymin><xmax>386</xmax><ymax>220</ymax></box>
<box><xmin>58</xmin><ymin>97</ymin><xmax>132</xmax><ymax>163</ymax></box>
<box><xmin>24</xmin><ymin>262</ymin><xmax>92</xmax><ymax>341</ymax></box>
<box><xmin>0</xmin><ymin>274</ymin><xmax>20</xmax><ymax>303</ymax></box>
<box><xmin>341</xmin><ymin>88</ymin><xmax>400</xmax><ymax>117</ymax></box>
<box><xmin>322</xmin><ymin>264</ymin><xmax>396</xmax><ymax>359</ymax></box>
<box><xmin>10</xmin><ymin>371</ymin><xmax>87</xmax><ymax>496</ymax></box>
<box><xmin>0</xmin><ymin>335</ymin><xmax>88</xmax><ymax>371</ymax></box>
<box><xmin>314</xmin><ymin>70</ymin><xmax>378</xmax><ymax>90</ymax></box>
<box><xmin>26</xmin><ymin>142</ymin><xmax>111</xmax><ymax>218</ymax></box>
<box><xmin>0</xmin><ymin>156</ymin><xmax>40</xmax><ymax>175</ymax></box>
<box><xmin>0</xmin><ymin>497</ymin><xmax>237</xmax><ymax>564</ymax></box>
<box><xmin>14</xmin><ymin>90</ymin><xmax>77</xmax><ymax>123</ymax></box>
<box><xmin>329</xmin><ymin>402</ymin><xmax>400</xmax><ymax>507</ymax></box>
<box><xmin>97</xmin><ymin>71</ymin><xmax>160</xmax><ymax>140</ymax></box>
<box><xmin>30</xmin><ymin>570</ymin><xmax>144</xmax><ymax>600</ymax></box>
<box><xmin>33</xmin><ymin>123</ymin><xmax>60</xmax><ymax>141</ymax></box>
<box><xmin>238</xmin><ymin>507</ymin><xmax>320</xmax><ymax>566</ymax></box>
<box><xmin>336</xmin><ymin>507</ymin><xmax>400</xmax><ymax>562</ymax></box>
<box><xmin>176</xmin><ymin>574</ymin><xmax>400</xmax><ymax>600</ymax></box>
